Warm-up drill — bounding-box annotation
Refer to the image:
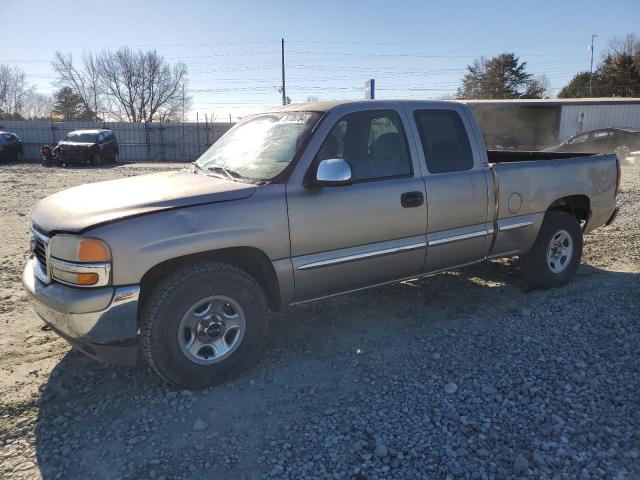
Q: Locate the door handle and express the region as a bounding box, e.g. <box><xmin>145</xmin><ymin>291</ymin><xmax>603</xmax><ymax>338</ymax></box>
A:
<box><xmin>401</xmin><ymin>191</ymin><xmax>424</xmax><ymax>208</ymax></box>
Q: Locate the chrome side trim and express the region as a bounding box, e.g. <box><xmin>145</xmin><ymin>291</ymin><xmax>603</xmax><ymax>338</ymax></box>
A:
<box><xmin>428</xmin><ymin>229</ymin><xmax>487</xmax><ymax>247</ymax></box>
<box><xmin>297</xmin><ymin>241</ymin><xmax>427</xmax><ymax>271</ymax></box>
<box><xmin>49</xmin><ymin>257</ymin><xmax>112</xmax><ymax>288</ymax></box>
<box><xmin>499</xmin><ymin>220</ymin><xmax>533</xmax><ymax>232</ymax></box>
<box><xmin>291</xmin><ymin>258</ymin><xmax>485</xmax><ymax>305</ymax></box>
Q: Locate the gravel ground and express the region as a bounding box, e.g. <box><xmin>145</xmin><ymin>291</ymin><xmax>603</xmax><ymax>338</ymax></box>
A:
<box><xmin>0</xmin><ymin>162</ymin><xmax>638</xmax><ymax>479</ymax></box>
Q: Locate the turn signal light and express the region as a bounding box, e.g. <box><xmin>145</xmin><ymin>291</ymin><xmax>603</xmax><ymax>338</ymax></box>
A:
<box><xmin>76</xmin><ymin>272</ymin><xmax>99</xmax><ymax>285</ymax></box>
<box><xmin>78</xmin><ymin>239</ymin><xmax>110</xmax><ymax>263</ymax></box>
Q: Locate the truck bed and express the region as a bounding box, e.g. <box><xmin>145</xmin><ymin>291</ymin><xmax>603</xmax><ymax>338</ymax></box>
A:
<box><xmin>489</xmin><ymin>151</ymin><xmax>617</xmax><ymax>237</ymax></box>
<box><xmin>487</xmin><ymin>150</ymin><xmax>595</xmax><ymax>164</ymax></box>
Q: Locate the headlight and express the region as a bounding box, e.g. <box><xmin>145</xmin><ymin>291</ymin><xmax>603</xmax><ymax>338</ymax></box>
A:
<box><xmin>48</xmin><ymin>235</ymin><xmax>111</xmax><ymax>287</ymax></box>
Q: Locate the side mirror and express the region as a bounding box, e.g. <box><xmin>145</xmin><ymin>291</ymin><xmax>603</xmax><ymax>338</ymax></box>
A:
<box><xmin>313</xmin><ymin>158</ymin><xmax>352</xmax><ymax>186</ymax></box>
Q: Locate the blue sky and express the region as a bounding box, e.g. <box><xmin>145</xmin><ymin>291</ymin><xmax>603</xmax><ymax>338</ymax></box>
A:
<box><xmin>2</xmin><ymin>0</ymin><xmax>639</xmax><ymax>120</ymax></box>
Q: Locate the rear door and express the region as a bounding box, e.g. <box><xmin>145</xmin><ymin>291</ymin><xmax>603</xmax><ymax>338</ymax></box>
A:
<box><xmin>411</xmin><ymin>107</ymin><xmax>491</xmax><ymax>272</ymax></box>
<box><xmin>100</xmin><ymin>131</ymin><xmax>114</xmax><ymax>160</ymax></box>
<box><xmin>286</xmin><ymin>107</ymin><xmax>428</xmax><ymax>302</ymax></box>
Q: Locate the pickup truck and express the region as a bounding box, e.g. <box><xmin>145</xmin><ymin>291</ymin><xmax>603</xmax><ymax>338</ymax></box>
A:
<box><xmin>23</xmin><ymin>100</ymin><xmax>620</xmax><ymax>388</ymax></box>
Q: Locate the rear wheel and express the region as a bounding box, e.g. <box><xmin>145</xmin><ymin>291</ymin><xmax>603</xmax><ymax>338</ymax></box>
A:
<box><xmin>520</xmin><ymin>211</ymin><xmax>583</xmax><ymax>289</ymax></box>
<box><xmin>92</xmin><ymin>152</ymin><xmax>102</xmax><ymax>166</ymax></box>
<box><xmin>15</xmin><ymin>151</ymin><xmax>23</xmax><ymax>162</ymax></box>
<box><xmin>141</xmin><ymin>262</ymin><xmax>269</xmax><ymax>389</ymax></box>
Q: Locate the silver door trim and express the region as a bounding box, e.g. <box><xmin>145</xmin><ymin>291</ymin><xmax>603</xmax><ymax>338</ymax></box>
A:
<box><xmin>427</xmin><ymin>229</ymin><xmax>487</xmax><ymax>247</ymax></box>
<box><xmin>296</xmin><ymin>241</ymin><xmax>427</xmax><ymax>271</ymax></box>
<box><xmin>291</xmin><ymin>257</ymin><xmax>484</xmax><ymax>305</ymax></box>
<box><xmin>499</xmin><ymin>220</ymin><xmax>533</xmax><ymax>231</ymax></box>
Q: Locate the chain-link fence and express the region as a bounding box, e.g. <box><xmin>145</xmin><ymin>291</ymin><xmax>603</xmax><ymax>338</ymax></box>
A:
<box><xmin>0</xmin><ymin>120</ymin><xmax>234</xmax><ymax>162</ymax></box>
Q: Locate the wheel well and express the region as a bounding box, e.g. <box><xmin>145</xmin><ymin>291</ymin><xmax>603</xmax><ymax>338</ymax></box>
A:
<box><xmin>548</xmin><ymin>195</ymin><xmax>591</xmax><ymax>225</ymax></box>
<box><xmin>139</xmin><ymin>247</ymin><xmax>282</xmax><ymax>313</ymax></box>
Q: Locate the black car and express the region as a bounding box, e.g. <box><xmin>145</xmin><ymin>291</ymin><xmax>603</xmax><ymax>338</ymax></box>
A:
<box><xmin>546</xmin><ymin>128</ymin><xmax>640</xmax><ymax>163</ymax></box>
<box><xmin>0</xmin><ymin>131</ymin><xmax>24</xmax><ymax>162</ymax></box>
<box><xmin>57</xmin><ymin>129</ymin><xmax>119</xmax><ymax>166</ymax></box>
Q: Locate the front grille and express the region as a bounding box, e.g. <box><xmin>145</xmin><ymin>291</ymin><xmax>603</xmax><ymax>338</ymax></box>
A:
<box><xmin>30</xmin><ymin>226</ymin><xmax>50</xmax><ymax>282</ymax></box>
<box><xmin>33</xmin><ymin>235</ymin><xmax>47</xmax><ymax>270</ymax></box>
<box><xmin>63</xmin><ymin>150</ymin><xmax>89</xmax><ymax>162</ymax></box>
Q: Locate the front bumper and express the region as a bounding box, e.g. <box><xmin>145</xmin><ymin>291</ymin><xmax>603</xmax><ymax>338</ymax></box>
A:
<box><xmin>606</xmin><ymin>207</ymin><xmax>620</xmax><ymax>226</ymax></box>
<box><xmin>61</xmin><ymin>149</ymin><xmax>93</xmax><ymax>163</ymax></box>
<box><xmin>23</xmin><ymin>257</ymin><xmax>140</xmax><ymax>365</ymax></box>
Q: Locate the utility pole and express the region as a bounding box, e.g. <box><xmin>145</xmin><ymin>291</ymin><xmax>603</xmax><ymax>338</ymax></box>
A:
<box><xmin>589</xmin><ymin>34</ymin><xmax>598</xmax><ymax>96</ymax></box>
<box><xmin>182</xmin><ymin>84</ymin><xmax>186</xmax><ymax>123</ymax></box>
<box><xmin>281</xmin><ymin>38</ymin><xmax>287</xmax><ymax>105</ymax></box>
<box><xmin>182</xmin><ymin>84</ymin><xmax>186</xmax><ymax>161</ymax></box>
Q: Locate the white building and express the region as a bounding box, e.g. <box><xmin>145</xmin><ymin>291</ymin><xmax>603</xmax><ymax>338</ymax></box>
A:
<box><xmin>464</xmin><ymin>98</ymin><xmax>640</xmax><ymax>149</ymax></box>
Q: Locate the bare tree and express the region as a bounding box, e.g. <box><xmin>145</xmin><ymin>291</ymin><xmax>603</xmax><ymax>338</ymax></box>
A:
<box><xmin>22</xmin><ymin>89</ymin><xmax>52</xmax><ymax>119</ymax></box>
<box><xmin>606</xmin><ymin>34</ymin><xmax>640</xmax><ymax>58</ymax></box>
<box><xmin>52</xmin><ymin>52</ymin><xmax>101</xmax><ymax>120</ymax></box>
<box><xmin>522</xmin><ymin>75</ymin><xmax>551</xmax><ymax>99</ymax></box>
<box><xmin>96</xmin><ymin>48</ymin><xmax>189</xmax><ymax>122</ymax></box>
<box><xmin>0</xmin><ymin>65</ymin><xmax>28</xmax><ymax>118</ymax></box>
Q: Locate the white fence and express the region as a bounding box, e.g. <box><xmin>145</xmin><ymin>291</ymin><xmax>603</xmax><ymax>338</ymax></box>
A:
<box><xmin>0</xmin><ymin>120</ymin><xmax>234</xmax><ymax>162</ymax></box>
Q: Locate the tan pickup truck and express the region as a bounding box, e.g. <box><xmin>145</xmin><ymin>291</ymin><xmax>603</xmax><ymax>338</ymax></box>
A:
<box><xmin>23</xmin><ymin>100</ymin><xmax>620</xmax><ymax>388</ymax></box>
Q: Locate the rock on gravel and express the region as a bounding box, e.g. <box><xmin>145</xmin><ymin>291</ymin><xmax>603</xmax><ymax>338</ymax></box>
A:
<box><xmin>444</xmin><ymin>382</ymin><xmax>458</xmax><ymax>394</ymax></box>
<box><xmin>192</xmin><ymin>419</ymin><xmax>208</xmax><ymax>432</ymax></box>
<box><xmin>513</xmin><ymin>453</ymin><xmax>529</xmax><ymax>473</ymax></box>
<box><xmin>374</xmin><ymin>444</ymin><xmax>388</xmax><ymax>458</ymax></box>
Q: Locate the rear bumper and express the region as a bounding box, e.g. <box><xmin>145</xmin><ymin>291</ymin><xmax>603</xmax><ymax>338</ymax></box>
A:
<box><xmin>23</xmin><ymin>257</ymin><xmax>140</xmax><ymax>365</ymax></box>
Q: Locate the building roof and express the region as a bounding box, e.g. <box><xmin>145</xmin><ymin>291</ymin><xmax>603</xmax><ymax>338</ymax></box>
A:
<box><xmin>462</xmin><ymin>98</ymin><xmax>640</xmax><ymax>107</ymax></box>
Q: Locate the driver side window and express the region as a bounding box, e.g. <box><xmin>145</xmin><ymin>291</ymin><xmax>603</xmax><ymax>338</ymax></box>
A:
<box><xmin>316</xmin><ymin>110</ymin><xmax>412</xmax><ymax>181</ymax></box>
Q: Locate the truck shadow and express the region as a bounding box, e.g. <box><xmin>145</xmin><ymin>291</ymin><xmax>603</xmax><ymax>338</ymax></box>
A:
<box><xmin>32</xmin><ymin>260</ymin><xmax>637</xmax><ymax>479</ymax></box>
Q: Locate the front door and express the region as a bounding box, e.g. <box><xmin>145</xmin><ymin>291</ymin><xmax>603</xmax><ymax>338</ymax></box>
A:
<box><xmin>286</xmin><ymin>108</ymin><xmax>428</xmax><ymax>302</ymax></box>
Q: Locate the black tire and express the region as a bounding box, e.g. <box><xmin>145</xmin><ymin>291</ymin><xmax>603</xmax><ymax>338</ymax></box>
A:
<box><xmin>520</xmin><ymin>210</ymin><xmax>583</xmax><ymax>289</ymax></box>
<box><xmin>92</xmin><ymin>152</ymin><xmax>102</xmax><ymax>166</ymax></box>
<box><xmin>15</xmin><ymin>151</ymin><xmax>23</xmax><ymax>162</ymax></box>
<box><xmin>141</xmin><ymin>262</ymin><xmax>269</xmax><ymax>389</ymax></box>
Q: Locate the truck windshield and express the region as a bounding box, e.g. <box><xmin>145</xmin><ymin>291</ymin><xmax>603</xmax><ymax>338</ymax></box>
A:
<box><xmin>64</xmin><ymin>132</ymin><xmax>98</xmax><ymax>142</ymax></box>
<box><xmin>195</xmin><ymin>112</ymin><xmax>320</xmax><ymax>181</ymax></box>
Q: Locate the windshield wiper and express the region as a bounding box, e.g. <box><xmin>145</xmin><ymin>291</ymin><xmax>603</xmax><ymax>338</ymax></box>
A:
<box><xmin>191</xmin><ymin>162</ymin><xmax>238</xmax><ymax>181</ymax></box>
<box><xmin>191</xmin><ymin>162</ymin><xmax>265</xmax><ymax>184</ymax></box>
<box><xmin>205</xmin><ymin>165</ymin><xmax>239</xmax><ymax>181</ymax></box>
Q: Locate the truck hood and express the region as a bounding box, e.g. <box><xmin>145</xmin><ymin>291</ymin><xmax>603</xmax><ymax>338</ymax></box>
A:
<box><xmin>31</xmin><ymin>170</ymin><xmax>257</xmax><ymax>233</ymax></box>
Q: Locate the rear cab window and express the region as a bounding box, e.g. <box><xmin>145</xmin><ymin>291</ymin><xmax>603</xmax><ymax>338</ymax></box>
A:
<box><xmin>414</xmin><ymin>109</ymin><xmax>474</xmax><ymax>174</ymax></box>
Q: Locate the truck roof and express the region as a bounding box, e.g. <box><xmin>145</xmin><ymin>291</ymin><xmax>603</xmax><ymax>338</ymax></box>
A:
<box><xmin>268</xmin><ymin>99</ymin><xmax>462</xmax><ymax>113</ymax></box>
<box><xmin>267</xmin><ymin>97</ymin><xmax>640</xmax><ymax>114</ymax></box>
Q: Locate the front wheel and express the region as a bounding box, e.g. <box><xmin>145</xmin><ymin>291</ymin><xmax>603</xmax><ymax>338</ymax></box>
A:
<box><xmin>92</xmin><ymin>152</ymin><xmax>102</xmax><ymax>166</ymax></box>
<box><xmin>614</xmin><ymin>145</ymin><xmax>629</xmax><ymax>162</ymax></box>
<box><xmin>520</xmin><ymin>211</ymin><xmax>583</xmax><ymax>289</ymax></box>
<box><xmin>141</xmin><ymin>262</ymin><xmax>269</xmax><ymax>389</ymax></box>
